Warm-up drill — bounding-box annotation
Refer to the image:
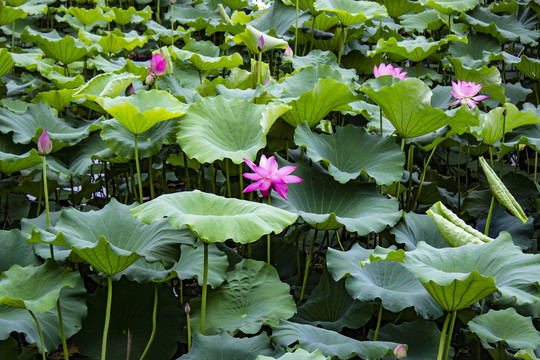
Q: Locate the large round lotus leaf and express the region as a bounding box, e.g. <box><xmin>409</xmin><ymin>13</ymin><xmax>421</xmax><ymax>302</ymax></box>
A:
<box><xmin>257</xmin><ymin>349</ymin><xmax>330</xmax><ymax>360</ymax></box>
<box><xmin>171</xmin><ymin>242</ymin><xmax>229</xmax><ymax>289</ymax></box>
<box><xmin>480</xmin><ymin>104</ymin><xmax>539</xmax><ymax>146</ymax></box>
<box><xmin>131</xmin><ymin>190</ymin><xmax>298</xmax><ymax>244</ymax></box>
<box><xmin>0</xmin><ymin>102</ymin><xmax>96</xmax><ymax>151</ymax></box>
<box><xmin>21</xmin><ymin>28</ymin><xmax>93</xmax><ymax>65</ymax></box>
<box><xmin>232</xmin><ymin>24</ymin><xmax>288</xmax><ymax>54</ymax></box>
<box><xmin>74</xmin><ymin>72</ymin><xmax>140</xmax><ymax>101</ymax></box>
<box><xmin>294</xmin><ymin>270</ymin><xmax>373</xmax><ymax>331</ymax></box>
<box><xmin>75</xmin><ymin>279</ymin><xmax>184</xmax><ymax>360</ymax></box>
<box><xmin>96</xmin><ymin>90</ymin><xmax>186</xmax><ymax>134</ymax></box>
<box><xmin>42</xmin><ymin>199</ymin><xmax>193</xmax><ymax>275</ymax></box>
<box><xmin>468</xmin><ymin>308</ymin><xmax>540</xmax><ymax>350</ymax></box>
<box><xmin>0</xmin><ymin>5</ymin><xmax>27</xmax><ymax>26</ymax></box>
<box><xmin>514</xmin><ymin>55</ymin><xmax>540</xmax><ymax>81</ymax></box>
<box><xmin>189</xmin><ymin>259</ymin><xmax>296</xmax><ymax>335</ymax></box>
<box><xmin>368</xmin><ymin>319</ymin><xmax>452</xmax><ymax>360</ymax></box>
<box><xmin>0</xmin><ymin>260</ymin><xmax>75</xmax><ymax>314</ymax></box>
<box><xmin>113</xmin><ymin>258</ymin><xmax>176</xmax><ymax>284</ymax></box>
<box><xmin>101</xmin><ymin>118</ymin><xmax>176</xmax><ymax>159</ymax></box>
<box><xmin>515</xmin><ymin>348</ymin><xmax>540</xmax><ymax>360</ymax></box>
<box><xmin>177</xmin><ymin>96</ymin><xmax>289</xmax><ymax>164</ymax></box>
<box><xmin>390</xmin><ymin>212</ymin><xmax>448</xmax><ymax>250</ymax></box>
<box><xmin>0</xmin><ymin>273</ymin><xmax>87</xmax><ymax>353</ymax></box>
<box><xmin>178</xmin><ymin>332</ymin><xmax>274</xmax><ymax>360</ymax></box>
<box><xmin>271</xmin><ymin>321</ymin><xmax>398</xmax><ymax>360</ymax></box>
<box><xmin>419</xmin><ymin>0</ymin><xmax>477</xmax><ymax>14</ymax></box>
<box><xmin>271</xmin><ymin>158</ymin><xmax>401</xmax><ymax>234</ymax></box>
<box><xmin>0</xmin><ymin>229</ymin><xmax>41</xmax><ymax>273</ymax></box>
<box><xmin>189</xmin><ymin>52</ymin><xmax>244</xmax><ymax>72</ymax></box>
<box><xmin>279</xmin><ymin>78</ymin><xmax>358</xmax><ymax>128</ymax></box>
<box><xmin>313</xmin><ymin>0</ymin><xmax>387</xmax><ymax>26</ymax></box>
<box><xmin>34</xmin><ymin>89</ymin><xmax>76</xmax><ymax>113</ymax></box>
<box><xmin>361</xmin><ymin>78</ymin><xmax>451</xmax><ymax>138</ymax></box>
<box><xmin>0</xmin><ymin>48</ymin><xmax>14</xmax><ymax>77</ymax></box>
<box><xmin>294</xmin><ymin>123</ymin><xmax>404</xmax><ymax>185</ymax></box>
<box><xmin>369</xmin><ymin>36</ymin><xmax>465</xmax><ymax>63</ymax></box>
<box><xmin>500</xmin><ymin>123</ymin><xmax>540</xmax><ymax>157</ymax></box>
<box><xmin>0</xmin><ymin>133</ymin><xmax>41</xmax><ymax>173</ymax></box>
<box><xmin>401</xmin><ymin>236</ymin><xmax>540</xmax><ymax>310</ymax></box>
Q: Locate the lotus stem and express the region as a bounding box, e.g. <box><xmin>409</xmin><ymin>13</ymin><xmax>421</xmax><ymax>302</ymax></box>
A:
<box><xmin>170</xmin><ymin>3</ymin><xmax>174</xmax><ymax>45</ymax></box>
<box><xmin>183</xmin><ymin>152</ymin><xmax>191</xmax><ymax>190</ymax></box>
<box><xmin>373</xmin><ymin>302</ymin><xmax>384</xmax><ymax>341</ymax></box>
<box><xmin>139</xmin><ymin>284</ymin><xmax>158</xmax><ymax>360</ymax></box>
<box><xmin>29</xmin><ymin>310</ymin><xmax>47</xmax><ymax>360</ymax></box>
<box><xmin>156</xmin><ymin>0</ymin><xmax>160</xmax><ymax>24</ymax></box>
<box><xmin>300</xmin><ymin>229</ymin><xmax>318</xmax><ymax>301</ymax></box>
<box><xmin>225</xmin><ymin>159</ymin><xmax>231</xmax><ymax>198</ymax></box>
<box><xmin>148</xmin><ymin>157</ymin><xmax>155</xmax><ymax>200</ymax></box>
<box><xmin>457</xmin><ymin>139</ymin><xmax>462</xmax><ymax>214</ymax></box>
<box><xmin>534</xmin><ymin>151</ymin><xmax>538</xmax><ymax>184</ymax></box>
<box><xmin>443</xmin><ymin>311</ymin><xmax>457</xmax><ymax>360</ymax></box>
<box><xmin>379</xmin><ymin>109</ymin><xmax>383</xmax><ymax>137</ymax></box>
<box><xmin>198</xmin><ymin>163</ymin><xmax>204</xmax><ymax>191</ymax></box>
<box><xmin>484</xmin><ymin>197</ymin><xmax>496</xmax><ymax>236</ymax></box>
<box><xmin>412</xmin><ymin>145</ymin><xmax>437</xmax><ymax>210</ymax></box>
<box><xmin>437</xmin><ymin>312</ymin><xmax>452</xmax><ymax>360</ymax></box>
<box><xmin>335</xmin><ymin>229</ymin><xmax>344</xmax><ymax>251</ymax></box>
<box><xmin>101</xmin><ymin>276</ymin><xmax>113</xmax><ymax>360</ymax></box>
<box><xmin>42</xmin><ymin>156</ymin><xmax>54</xmax><ymax>259</ymax></box>
<box><xmin>210</xmin><ymin>163</ymin><xmax>216</xmax><ymax>194</ymax></box>
<box><xmin>258</xmin><ymin>52</ymin><xmax>263</xmax><ymax>85</ymax></box>
<box><xmin>337</xmin><ymin>26</ymin><xmax>348</xmax><ymax>65</ymax></box>
<box><xmin>134</xmin><ymin>134</ymin><xmax>144</xmax><ymax>204</ymax></box>
<box><xmin>294</xmin><ymin>0</ymin><xmax>298</xmax><ymax>54</ymax></box>
<box><xmin>200</xmin><ymin>242</ymin><xmax>209</xmax><ymax>334</ymax></box>
<box><xmin>186</xmin><ymin>303</ymin><xmax>191</xmax><ymax>351</ymax></box>
<box><xmin>406</xmin><ymin>144</ymin><xmax>415</xmax><ymax>211</ymax></box>
<box><xmin>55</xmin><ymin>299</ymin><xmax>70</xmax><ymax>360</ymax></box>
<box><xmin>239</xmin><ymin>163</ymin><xmax>244</xmax><ymax>199</ymax></box>
<box><xmin>267</xmin><ymin>196</ymin><xmax>271</xmax><ymax>264</ymax></box>
<box><xmin>11</xmin><ymin>20</ymin><xmax>15</xmax><ymax>52</ymax></box>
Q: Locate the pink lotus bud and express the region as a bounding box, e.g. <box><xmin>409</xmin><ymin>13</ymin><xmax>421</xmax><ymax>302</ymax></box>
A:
<box><xmin>146</xmin><ymin>74</ymin><xmax>155</xmax><ymax>85</ymax></box>
<box><xmin>263</xmin><ymin>78</ymin><xmax>269</xmax><ymax>85</ymax></box>
<box><xmin>170</xmin><ymin>0</ymin><xmax>176</xmax><ymax>3</ymax></box>
<box><xmin>125</xmin><ymin>83</ymin><xmax>135</xmax><ymax>96</ymax></box>
<box><xmin>185</xmin><ymin>302</ymin><xmax>190</xmax><ymax>314</ymax></box>
<box><xmin>149</xmin><ymin>53</ymin><xmax>167</xmax><ymax>77</ymax></box>
<box><xmin>394</xmin><ymin>344</ymin><xmax>407</xmax><ymax>359</ymax></box>
<box><xmin>37</xmin><ymin>129</ymin><xmax>52</xmax><ymax>155</ymax></box>
<box><xmin>257</xmin><ymin>35</ymin><xmax>265</xmax><ymax>52</ymax></box>
<box><xmin>284</xmin><ymin>44</ymin><xmax>293</xmax><ymax>57</ymax></box>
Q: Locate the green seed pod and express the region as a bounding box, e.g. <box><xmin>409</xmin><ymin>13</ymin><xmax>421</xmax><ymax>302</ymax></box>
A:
<box><xmin>479</xmin><ymin>157</ymin><xmax>528</xmax><ymax>224</ymax></box>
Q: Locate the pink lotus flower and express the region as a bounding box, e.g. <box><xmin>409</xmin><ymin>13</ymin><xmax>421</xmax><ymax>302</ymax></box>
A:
<box><xmin>257</xmin><ymin>35</ymin><xmax>265</xmax><ymax>52</ymax></box>
<box><xmin>449</xmin><ymin>80</ymin><xmax>488</xmax><ymax>108</ymax></box>
<box><xmin>148</xmin><ymin>53</ymin><xmax>167</xmax><ymax>78</ymax></box>
<box><xmin>394</xmin><ymin>344</ymin><xmax>407</xmax><ymax>359</ymax></box>
<box><xmin>242</xmin><ymin>155</ymin><xmax>302</xmax><ymax>200</ymax></box>
<box><xmin>37</xmin><ymin>129</ymin><xmax>52</xmax><ymax>155</ymax></box>
<box><xmin>374</xmin><ymin>63</ymin><xmax>407</xmax><ymax>80</ymax></box>
<box><xmin>284</xmin><ymin>44</ymin><xmax>293</xmax><ymax>57</ymax></box>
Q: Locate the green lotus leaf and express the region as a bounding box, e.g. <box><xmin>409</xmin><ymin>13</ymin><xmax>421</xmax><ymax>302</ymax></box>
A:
<box><xmin>41</xmin><ymin>67</ymin><xmax>85</xmax><ymax>89</ymax></box>
<box><xmin>21</xmin><ymin>211</ymin><xmax>72</xmax><ymax>262</ymax></box>
<box><xmin>110</xmin><ymin>5</ymin><xmax>152</xmax><ymax>25</ymax></box>
<box><xmin>0</xmin><ymin>337</ymin><xmax>17</xmax><ymax>358</ymax></box>
<box><xmin>171</xmin><ymin>242</ymin><xmax>228</xmax><ymax>289</ymax></box>
<box><xmin>462</xmin><ymin>7</ymin><xmax>539</xmax><ymax>46</ymax></box>
<box><xmin>468</xmin><ymin>308</ymin><xmax>540</xmax><ymax>351</ymax></box>
<box><xmin>447</xmin><ymin>33</ymin><xmax>499</xmax><ymax>69</ymax></box>
<box><xmin>74</xmin><ymin>72</ymin><xmax>140</xmax><ymax>101</ymax></box>
<box><xmin>96</xmin><ymin>89</ymin><xmax>185</xmax><ymax>135</ymax></box>
<box><xmin>419</xmin><ymin>0</ymin><xmax>477</xmax><ymax>15</ymax></box>
<box><xmin>40</xmin><ymin>199</ymin><xmax>191</xmax><ymax>275</ymax></box>
<box><xmin>145</xmin><ymin>20</ymin><xmax>188</xmax><ymax>44</ymax></box>
<box><xmin>132</xmin><ymin>191</ymin><xmax>297</xmax><ymax>244</ymax></box>
<box><xmin>381</xmin><ymin>0</ymin><xmax>423</xmax><ymax>17</ymax></box>
<box><xmin>0</xmin><ymin>260</ymin><xmax>75</xmax><ymax>313</ymax></box>
<box><xmin>272</xmin><ymin>158</ymin><xmax>401</xmax><ymax>234</ymax></box>
<box><xmin>427</xmin><ymin>201</ymin><xmax>493</xmax><ymax>246</ymax></box>
<box><xmin>9</xmin><ymin>52</ymin><xmax>44</xmax><ymax>72</ymax></box>
<box><xmin>178</xmin><ymin>332</ymin><xmax>274</xmax><ymax>360</ymax></box>
<box><xmin>177</xmin><ymin>96</ymin><xmax>289</xmax><ymax>164</ymax></box>
<box><xmin>499</xmin><ymin>123</ymin><xmax>540</xmax><ymax>156</ymax></box>
<box><xmin>0</xmin><ymin>5</ymin><xmax>27</xmax><ymax>25</ymax></box>
<box><xmin>189</xmin><ymin>259</ymin><xmax>296</xmax><ymax>335</ymax></box>
<box><xmin>101</xmin><ymin>118</ymin><xmax>176</xmax><ymax>159</ymax></box>
<box><xmin>369</xmin><ymin>35</ymin><xmax>465</xmax><ymax>63</ymax></box>
<box><xmin>279</xmin><ymin>78</ymin><xmax>358</xmax><ymax>128</ymax></box>
<box><xmin>0</xmin><ymin>48</ymin><xmax>14</xmax><ymax>77</ymax></box>
<box><xmin>257</xmin><ymin>349</ymin><xmax>330</xmax><ymax>360</ymax></box>
<box><xmin>21</xmin><ymin>28</ymin><xmax>94</xmax><ymax>65</ymax></box>
<box><xmin>361</xmin><ymin>78</ymin><xmax>451</xmax><ymax>138</ymax></box>
<box><xmin>285</xmin><ymin>50</ymin><xmax>339</xmax><ymax>71</ymax></box>
<box><xmin>0</xmin><ymin>102</ymin><xmax>94</xmax><ymax>151</ymax></box>
<box><xmin>390</xmin><ymin>213</ymin><xmax>448</xmax><ymax>250</ymax></box>
<box><xmin>513</xmin><ymin>55</ymin><xmax>540</xmax><ymax>81</ymax></box>
<box><xmin>401</xmin><ymin>236</ymin><xmax>540</xmax><ymax>309</ymax></box>
<box><xmin>170</xmin><ymin>2</ymin><xmax>222</xmax><ymax>31</ymax></box>
<box><xmin>294</xmin><ymin>270</ymin><xmax>373</xmax><ymax>331</ymax></box>
<box><xmin>58</xmin><ymin>5</ymin><xmax>112</xmax><ymax>27</ymax></box>
<box><xmin>34</xmin><ymin>89</ymin><xmax>75</xmax><ymax>113</ymax></box>
<box><xmin>0</xmin><ymin>273</ymin><xmax>87</xmax><ymax>354</ymax></box>
<box><xmin>399</xmin><ymin>9</ymin><xmax>445</xmax><ymax>33</ymax></box>
<box><xmin>98</xmin><ymin>30</ymin><xmax>148</xmax><ymax>53</ymax></box>
<box><xmin>294</xmin><ymin>123</ymin><xmax>404</xmax><ymax>185</ymax></box>
<box><xmin>369</xmin><ymin>319</ymin><xmax>451</xmax><ymax>360</ymax></box>
<box><xmin>75</xmin><ymin>279</ymin><xmax>184</xmax><ymax>360</ymax></box>
<box><xmin>232</xmin><ymin>24</ymin><xmax>288</xmax><ymax>54</ymax></box>
<box><xmin>516</xmin><ymin>348</ymin><xmax>540</xmax><ymax>360</ymax></box>
<box><xmin>271</xmin><ymin>321</ymin><xmax>398</xmax><ymax>360</ymax></box>
<box><xmin>222</xmin><ymin>0</ymin><xmax>248</xmax><ymax>9</ymax></box>
<box><xmin>0</xmin><ymin>133</ymin><xmax>41</xmax><ymax>173</ymax></box>
<box><xmin>0</xmin><ymin>229</ymin><xmax>41</xmax><ymax>273</ymax></box>
<box><xmin>480</xmin><ymin>103</ymin><xmax>539</xmax><ymax>145</ymax></box>
<box><xmin>313</xmin><ymin>0</ymin><xmax>387</xmax><ymax>26</ymax></box>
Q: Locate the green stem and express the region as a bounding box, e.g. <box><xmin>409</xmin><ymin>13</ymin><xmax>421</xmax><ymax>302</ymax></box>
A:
<box><xmin>534</xmin><ymin>151</ymin><xmax>538</xmax><ymax>184</ymax></box>
<box><xmin>225</xmin><ymin>159</ymin><xmax>231</xmax><ymax>198</ymax></box>
<box><xmin>134</xmin><ymin>134</ymin><xmax>144</xmax><ymax>203</ymax></box>
<box><xmin>335</xmin><ymin>229</ymin><xmax>344</xmax><ymax>251</ymax></box>
<box><xmin>239</xmin><ymin>163</ymin><xmax>244</xmax><ymax>200</ymax></box>
<box><xmin>139</xmin><ymin>284</ymin><xmax>158</xmax><ymax>360</ymax></box>
<box><xmin>294</xmin><ymin>0</ymin><xmax>298</xmax><ymax>54</ymax></box>
<box><xmin>148</xmin><ymin>157</ymin><xmax>155</xmax><ymax>200</ymax></box>
<box><xmin>258</xmin><ymin>52</ymin><xmax>263</xmax><ymax>85</ymax></box>
<box><xmin>437</xmin><ymin>312</ymin><xmax>452</xmax><ymax>360</ymax></box>
<box><xmin>42</xmin><ymin>156</ymin><xmax>54</xmax><ymax>259</ymax></box>
<box><xmin>337</xmin><ymin>27</ymin><xmax>348</xmax><ymax>65</ymax></box>
<box><xmin>186</xmin><ymin>307</ymin><xmax>191</xmax><ymax>351</ymax></box>
<box><xmin>267</xmin><ymin>196</ymin><xmax>271</xmax><ymax>264</ymax></box>
<box><xmin>57</xmin><ymin>299</ymin><xmax>69</xmax><ymax>360</ymax></box>
<box><xmin>29</xmin><ymin>310</ymin><xmax>47</xmax><ymax>360</ymax></box>
<box><xmin>442</xmin><ymin>311</ymin><xmax>457</xmax><ymax>360</ymax></box>
<box><xmin>11</xmin><ymin>20</ymin><xmax>15</xmax><ymax>52</ymax></box>
<box><xmin>101</xmin><ymin>276</ymin><xmax>113</xmax><ymax>360</ymax></box>
<box><xmin>484</xmin><ymin>196</ymin><xmax>496</xmax><ymax>236</ymax></box>
<box><xmin>373</xmin><ymin>302</ymin><xmax>383</xmax><ymax>341</ymax></box>
<box><xmin>379</xmin><ymin>109</ymin><xmax>383</xmax><ymax>137</ymax></box>
<box><xmin>156</xmin><ymin>0</ymin><xmax>160</xmax><ymax>23</ymax></box>
<box><xmin>211</xmin><ymin>163</ymin><xmax>216</xmax><ymax>194</ymax></box>
<box><xmin>200</xmin><ymin>242</ymin><xmax>209</xmax><ymax>334</ymax></box>
<box><xmin>457</xmin><ymin>139</ymin><xmax>462</xmax><ymax>214</ymax></box>
<box><xmin>406</xmin><ymin>144</ymin><xmax>415</xmax><ymax>211</ymax></box>
<box><xmin>183</xmin><ymin>152</ymin><xmax>190</xmax><ymax>190</ymax></box>
<box><xmin>170</xmin><ymin>4</ymin><xmax>174</xmax><ymax>45</ymax></box>
<box><xmin>412</xmin><ymin>145</ymin><xmax>437</xmax><ymax>210</ymax></box>
<box><xmin>300</xmin><ymin>229</ymin><xmax>318</xmax><ymax>301</ymax></box>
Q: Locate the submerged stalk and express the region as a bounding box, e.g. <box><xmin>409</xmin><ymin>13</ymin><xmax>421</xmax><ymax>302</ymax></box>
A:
<box><xmin>101</xmin><ymin>276</ymin><xmax>113</xmax><ymax>360</ymax></box>
<box><xmin>139</xmin><ymin>284</ymin><xmax>158</xmax><ymax>360</ymax></box>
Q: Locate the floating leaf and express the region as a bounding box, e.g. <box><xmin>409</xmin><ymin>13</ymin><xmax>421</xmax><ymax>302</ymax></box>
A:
<box><xmin>313</xmin><ymin>0</ymin><xmax>387</xmax><ymax>26</ymax></box>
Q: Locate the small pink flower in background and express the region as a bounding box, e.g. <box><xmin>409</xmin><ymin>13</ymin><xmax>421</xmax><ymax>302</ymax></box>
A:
<box><xmin>284</xmin><ymin>44</ymin><xmax>293</xmax><ymax>57</ymax></box>
<box><xmin>449</xmin><ymin>80</ymin><xmax>488</xmax><ymax>108</ymax></box>
<box><xmin>242</xmin><ymin>155</ymin><xmax>303</xmax><ymax>200</ymax></box>
<box><xmin>263</xmin><ymin>77</ymin><xmax>269</xmax><ymax>85</ymax></box>
<box><xmin>37</xmin><ymin>129</ymin><xmax>52</xmax><ymax>155</ymax></box>
<box><xmin>257</xmin><ymin>35</ymin><xmax>265</xmax><ymax>52</ymax></box>
<box><xmin>393</xmin><ymin>344</ymin><xmax>407</xmax><ymax>359</ymax></box>
<box><xmin>148</xmin><ymin>53</ymin><xmax>167</xmax><ymax>78</ymax></box>
<box><xmin>374</xmin><ymin>63</ymin><xmax>407</xmax><ymax>80</ymax></box>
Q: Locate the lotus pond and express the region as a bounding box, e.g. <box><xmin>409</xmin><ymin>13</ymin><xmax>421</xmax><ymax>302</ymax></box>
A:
<box><xmin>0</xmin><ymin>0</ymin><xmax>539</xmax><ymax>359</ymax></box>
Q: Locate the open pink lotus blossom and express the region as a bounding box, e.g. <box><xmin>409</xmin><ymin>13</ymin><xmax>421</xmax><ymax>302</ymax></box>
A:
<box><xmin>242</xmin><ymin>155</ymin><xmax>303</xmax><ymax>200</ymax></box>
<box><xmin>374</xmin><ymin>63</ymin><xmax>407</xmax><ymax>80</ymax></box>
<box><xmin>449</xmin><ymin>80</ymin><xmax>488</xmax><ymax>108</ymax></box>
<box><xmin>146</xmin><ymin>53</ymin><xmax>167</xmax><ymax>84</ymax></box>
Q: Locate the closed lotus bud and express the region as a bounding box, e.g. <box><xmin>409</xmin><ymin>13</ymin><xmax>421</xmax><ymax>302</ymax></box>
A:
<box><xmin>146</xmin><ymin>73</ymin><xmax>155</xmax><ymax>85</ymax></box>
<box><xmin>394</xmin><ymin>344</ymin><xmax>407</xmax><ymax>359</ymax></box>
<box><xmin>257</xmin><ymin>35</ymin><xmax>265</xmax><ymax>52</ymax></box>
<box><xmin>263</xmin><ymin>77</ymin><xmax>269</xmax><ymax>85</ymax></box>
<box><xmin>185</xmin><ymin>302</ymin><xmax>190</xmax><ymax>314</ymax></box>
<box><xmin>284</xmin><ymin>44</ymin><xmax>293</xmax><ymax>57</ymax></box>
<box><xmin>37</xmin><ymin>129</ymin><xmax>52</xmax><ymax>155</ymax></box>
<box><xmin>170</xmin><ymin>0</ymin><xmax>176</xmax><ymax>3</ymax></box>
<box><xmin>125</xmin><ymin>83</ymin><xmax>135</xmax><ymax>96</ymax></box>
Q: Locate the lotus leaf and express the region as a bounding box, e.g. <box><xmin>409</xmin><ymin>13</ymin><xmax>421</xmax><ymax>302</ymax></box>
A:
<box><xmin>499</xmin><ymin>123</ymin><xmax>540</xmax><ymax>156</ymax></box>
<box><xmin>0</xmin><ymin>229</ymin><xmax>41</xmax><ymax>273</ymax></box>
<box><xmin>390</xmin><ymin>212</ymin><xmax>448</xmax><ymax>250</ymax></box>
<box><xmin>382</xmin><ymin>0</ymin><xmax>424</xmax><ymax>17</ymax></box>
<box><xmin>0</xmin><ymin>48</ymin><xmax>14</xmax><ymax>77</ymax></box>
<box><xmin>399</xmin><ymin>9</ymin><xmax>446</xmax><ymax>33</ymax></box>
<box><xmin>249</xmin><ymin>0</ymin><xmax>311</xmax><ymax>37</ymax></box>
<box><xmin>369</xmin><ymin>36</ymin><xmax>466</xmax><ymax>63</ymax></box>
<box><xmin>111</xmin><ymin>6</ymin><xmax>152</xmax><ymax>25</ymax></box>
<box><xmin>257</xmin><ymin>349</ymin><xmax>330</xmax><ymax>360</ymax></box>
<box><xmin>313</xmin><ymin>0</ymin><xmax>387</xmax><ymax>26</ymax></box>
<box><xmin>480</xmin><ymin>103</ymin><xmax>539</xmax><ymax>145</ymax></box>
<box><xmin>232</xmin><ymin>24</ymin><xmax>288</xmax><ymax>54</ymax></box>
<box><xmin>0</xmin><ymin>133</ymin><xmax>41</xmax><ymax>173</ymax></box>
<box><xmin>419</xmin><ymin>0</ymin><xmax>477</xmax><ymax>14</ymax></box>
<box><xmin>171</xmin><ymin>242</ymin><xmax>228</xmax><ymax>289</ymax></box>
<box><xmin>74</xmin><ymin>72</ymin><xmax>140</xmax><ymax>101</ymax></box>
<box><xmin>0</xmin><ymin>5</ymin><xmax>27</xmax><ymax>26</ymax></box>
<box><xmin>34</xmin><ymin>89</ymin><xmax>75</xmax><ymax>113</ymax></box>
<box><xmin>58</xmin><ymin>5</ymin><xmax>112</xmax><ymax>27</ymax></box>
